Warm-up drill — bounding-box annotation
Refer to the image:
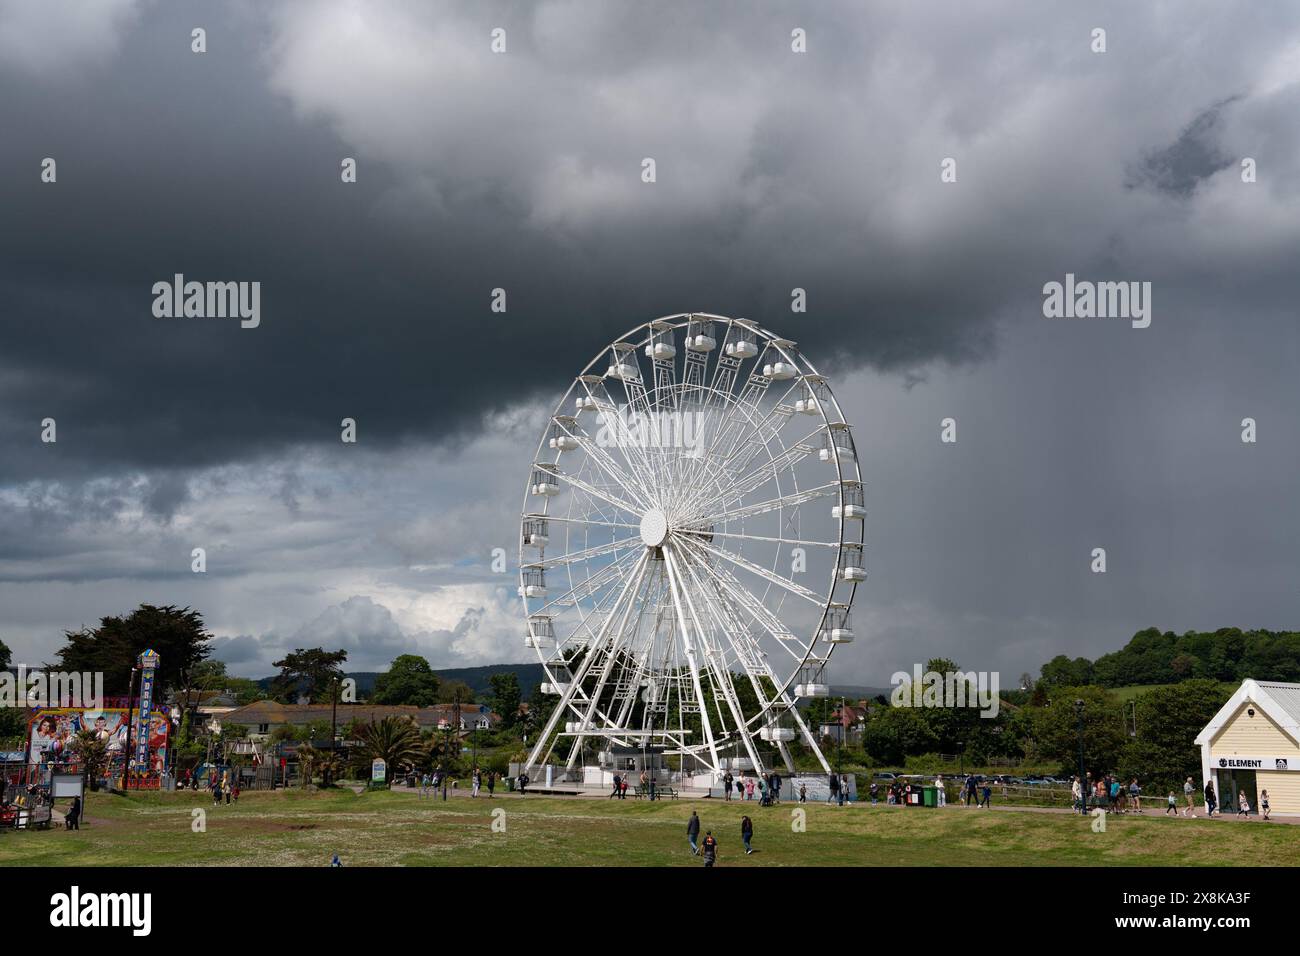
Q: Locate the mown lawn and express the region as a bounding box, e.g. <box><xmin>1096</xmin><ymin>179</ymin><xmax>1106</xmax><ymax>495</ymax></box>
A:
<box><xmin>1</xmin><ymin>788</ymin><xmax>1296</xmax><ymax>867</ymax></box>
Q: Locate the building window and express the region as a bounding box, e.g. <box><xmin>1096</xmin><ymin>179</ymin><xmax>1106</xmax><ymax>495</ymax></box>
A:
<box><xmin>258</xmin><ymin>724</ymin><xmax>269</xmax><ymax>734</ymax></box>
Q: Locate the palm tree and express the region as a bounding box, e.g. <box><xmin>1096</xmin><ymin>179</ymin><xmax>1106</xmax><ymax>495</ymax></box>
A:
<box><xmin>355</xmin><ymin>716</ymin><xmax>423</xmax><ymax>786</ymax></box>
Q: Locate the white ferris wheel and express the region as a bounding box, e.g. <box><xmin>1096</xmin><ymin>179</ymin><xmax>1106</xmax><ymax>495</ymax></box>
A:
<box><xmin>519</xmin><ymin>314</ymin><xmax>864</xmax><ymax>779</ymax></box>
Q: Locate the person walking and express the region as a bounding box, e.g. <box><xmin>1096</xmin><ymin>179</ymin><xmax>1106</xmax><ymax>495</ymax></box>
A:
<box><xmin>610</xmin><ymin>773</ymin><xmax>621</xmax><ymax>799</ymax></box>
<box><xmin>799</xmin><ymin>782</ymin><xmax>807</xmax><ymax>804</ymax></box>
<box><xmin>1129</xmin><ymin>778</ymin><xmax>1141</xmax><ymax>813</ymax></box>
<box><xmin>723</xmin><ymin>771</ymin><xmax>733</xmax><ymax>801</ymax></box>
<box><xmin>701</xmin><ymin>831</ymin><xmax>718</xmax><ymax>867</ymax></box>
<box><xmin>1203</xmin><ymin>779</ymin><xmax>1217</xmax><ymax>816</ymax></box>
<box><xmin>1166</xmin><ymin>791</ymin><xmax>1177</xmax><ymax>815</ymax></box>
<box><xmin>1261</xmin><ymin>789</ymin><xmax>1271</xmax><ymax>820</ymax></box>
<box><xmin>65</xmin><ymin>795</ymin><xmax>81</xmax><ymax>830</ymax></box>
<box><xmin>827</xmin><ymin>772</ymin><xmax>839</xmax><ymax>804</ymax></box>
<box><xmin>472</xmin><ymin>767</ymin><xmax>482</xmax><ymax>798</ymax></box>
<box><xmin>487</xmin><ymin>771</ymin><xmax>496</xmax><ymax>797</ymax></box>
<box><xmin>771</xmin><ymin>772</ymin><xmax>782</xmax><ymax>805</ymax></box>
<box><xmin>231</xmin><ymin>782</ymin><xmax>240</xmax><ymax>803</ymax></box>
<box><xmin>741</xmin><ymin>815</ymin><xmax>754</xmax><ymax>855</ymax></box>
<box><xmin>518</xmin><ymin>771</ymin><xmax>529</xmax><ymax>795</ymax></box>
<box><xmin>1237</xmin><ymin>790</ymin><xmax>1251</xmax><ymax>818</ymax></box>
<box><xmin>869</xmin><ymin>780</ymin><xmax>879</xmax><ymax>805</ymax></box>
<box><xmin>1183</xmin><ymin>776</ymin><xmax>1196</xmax><ymax>817</ymax></box>
<box><xmin>980</xmin><ymin>783</ymin><xmax>991</xmax><ymax>808</ymax></box>
<box><xmin>745</xmin><ymin>776</ymin><xmax>755</xmax><ymax>801</ymax></box>
<box><xmin>1072</xmin><ymin>776</ymin><xmax>1084</xmax><ymax>813</ymax></box>
<box><xmin>620</xmin><ymin>775</ymin><xmax>629</xmax><ymax>799</ymax></box>
<box><xmin>687</xmin><ymin>810</ymin><xmax>701</xmax><ymax>855</ymax></box>
<box><xmin>840</xmin><ymin>774</ymin><xmax>850</xmax><ymax>805</ymax></box>
<box><xmin>935</xmin><ymin>774</ymin><xmax>946</xmax><ymax>807</ymax></box>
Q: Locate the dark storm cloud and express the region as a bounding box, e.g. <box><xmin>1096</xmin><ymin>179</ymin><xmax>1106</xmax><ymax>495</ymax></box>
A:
<box><xmin>5</xmin><ymin>0</ymin><xmax>1297</xmax><ymax>486</ymax></box>
<box><xmin>1130</xmin><ymin>98</ymin><xmax>1240</xmax><ymax>196</ymax></box>
<box><xmin>3</xmin><ymin>1</ymin><xmax>1300</xmax><ymax>681</ymax></box>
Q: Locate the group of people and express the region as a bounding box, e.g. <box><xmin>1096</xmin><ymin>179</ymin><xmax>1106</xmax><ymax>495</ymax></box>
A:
<box><xmin>720</xmin><ymin>770</ymin><xmax>785</xmax><ymax>805</ymax></box>
<box><xmin>1198</xmin><ymin>777</ymin><xmax>1271</xmax><ymax>820</ymax></box>
<box><xmin>1069</xmin><ymin>773</ymin><xmax>1144</xmax><ymax>813</ymax></box>
<box><xmin>609</xmin><ymin>769</ymin><xmax>659</xmax><ymax>800</ymax></box>
<box><xmin>419</xmin><ymin>767</ymin><xmax>498</xmax><ymax>798</ymax></box>
<box><xmin>210</xmin><ymin>770</ymin><xmax>240</xmax><ymax>805</ymax></box>
<box><xmin>686</xmin><ymin>809</ymin><xmax>753</xmax><ymax>866</ymax></box>
<box><xmin>1066</xmin><ymin>774</ymin><xmax>1274</xmax><ymax>822</ymax></box>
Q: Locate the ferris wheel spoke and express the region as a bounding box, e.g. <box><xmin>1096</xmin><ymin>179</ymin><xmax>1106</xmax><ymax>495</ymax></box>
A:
<box><xmin>577</xmin><ymin>380</ymin><xmax>660</xmax><ymax>502</ymax></box>
<box><xmin>531</xmin><ymin>547</ymin><xmax>640</xmax><ymax>615</ymax></box>
<box><xmin>713</xmin><ymin>424</ymin><xmax>823</xmax><ymax>504</ymax></box>
<box><xmin>677</xmin><ymin>527</ymin><xmax>837</xmax><ymax>548</ymax></box>
<box><xmin>673</xmin><ymin>537</ymin><xmax>807</xmax><ymax>663</ymax></box>
<box><xmin>535</xmin><ymin>535</ymin><xmax>642</xmax><ymax>570</ymax></box>
<box><xmin>556</xmin><ymin>421</ymin><xmax>653</xmax><ymax>508</ymax></box>
<box><xmin>681</xmin><ymin>534</ymin><xmax>824</xmax><ymax>606</ymax></box>
<box><xmin>699</xmin><ymin>481</ymin><xmax>839</xmax><ymax>526</ymax></box>
<box><xmin>555</xmin><ymin>468</ymin><xmax>641</xmax><ymax>517</ymax></box>
<box><xmin>672</xmin><ymin>544</ymin><xmax>782</xmax><ymax>713</ymax></box>
<box><xmin>542</xmin><ymin>514</ymin><xmax>639</xmax><ymax>532</ymax></box>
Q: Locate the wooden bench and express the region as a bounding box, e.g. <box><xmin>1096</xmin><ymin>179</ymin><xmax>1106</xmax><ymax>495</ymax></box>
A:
<box><xmin>633</xmin><ymin>783</ymin><xmax>678</xmax><ymax>800</ymax></box>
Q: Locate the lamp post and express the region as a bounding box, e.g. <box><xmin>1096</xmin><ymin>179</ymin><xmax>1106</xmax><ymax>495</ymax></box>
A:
<box><xmin>1074</xmin><ymin>699</ymin><xmax>1087</xmax><ymax>814</ymax></box>
<box><xmin>329</xmin><ymin>677</ymin><xmax>339</xmax><ymax>787</ymax></box>
<box><xmin>122</xmin><ymin>665</ymin><xmax>139</xmax><ymax>790</ymax></box>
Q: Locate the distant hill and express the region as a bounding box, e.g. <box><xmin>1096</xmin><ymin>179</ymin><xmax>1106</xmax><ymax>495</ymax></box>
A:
<box><xmin>1039</xmin><ymin>627</ymin><xmax>1300</xmax><ymax>689</ymax></box>
<box><xmin>253</xmin><ymin>663</ymin><xmax>547</xmax><ymax>700</ymax></box>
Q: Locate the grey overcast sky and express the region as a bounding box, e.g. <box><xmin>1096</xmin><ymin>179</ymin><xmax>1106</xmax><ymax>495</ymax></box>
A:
<box><xmin>1</xmin><ymin>0</ymin><xmax>1297</xmax><ymax>682</ymax></box>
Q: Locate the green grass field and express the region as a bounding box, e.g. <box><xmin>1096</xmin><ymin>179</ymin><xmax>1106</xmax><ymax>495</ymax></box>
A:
<box><xmin>2</xmin><ymin>788</ymin><xmax>1297</xmax><ymax>867</ymax></box>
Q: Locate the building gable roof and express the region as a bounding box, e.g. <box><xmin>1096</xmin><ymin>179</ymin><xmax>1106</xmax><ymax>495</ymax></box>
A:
<box><xmin>1194</xmin><ymin>679</ymin><xmax>1300</xmax><ymax>748</ymax></box>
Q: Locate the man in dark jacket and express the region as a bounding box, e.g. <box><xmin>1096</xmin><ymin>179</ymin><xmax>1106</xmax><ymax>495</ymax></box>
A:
<box><xmin>687</xmin><ymin>810</ymin><xmax>701</xmax><ymax>854</ymax></box>
<box><xmin>770</xmin><ymin>772</ymin><xmax>782</xmax><ymax>804</ymax></box>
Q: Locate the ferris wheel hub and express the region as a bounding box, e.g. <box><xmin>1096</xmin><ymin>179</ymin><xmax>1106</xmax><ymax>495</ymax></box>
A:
<box><xmin>639</xmin><ymin>508</ymin><xmax>669</xmax><ymax>547</ymax></box>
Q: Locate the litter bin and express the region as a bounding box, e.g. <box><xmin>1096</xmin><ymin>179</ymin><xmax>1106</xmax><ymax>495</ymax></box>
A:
<box><xmin>922</xmin><ymin>786</ymin><xmax>938</xmax><ymax>807</ymax></box>
<box><xmin>506</xmin><ymin>776</ymin><xmax>515</xmax><ymax>792</ymax></box>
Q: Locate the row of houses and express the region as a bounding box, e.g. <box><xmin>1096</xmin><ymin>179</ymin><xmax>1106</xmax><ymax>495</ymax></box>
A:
<box><xmin>167</xmin><ymin>690</ymin><xmax>500</xmax><ymax>742</ymax></box>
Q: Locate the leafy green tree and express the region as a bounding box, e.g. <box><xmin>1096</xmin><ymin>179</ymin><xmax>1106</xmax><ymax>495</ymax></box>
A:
<box><xmin>69</xmin><ymin>729</ymin><xmax>110</xmax><ymax>790</ymax></box>
<box><xmin>0</xmin><ymin>636</ymin><xmax>11</xmax><ymax>670</ymax></box>
<box><xmin>372</xmin><ymin>654</ymin><xmax>440</xmax><ymax>706</ymax></box>
<box><xmin>861</xmin><ymin>706</ymin><xmax>940</xmax><ymax>766</ymax></box>
<box><xmin>437</xmin><ymin>679</ymin><xmax>475</xmax><ymax>704</ymax></box>
<box><xmin>55</xmin><ymin>605</ymin><xmax>212</xmax><ymax>697</ymax></box>
<box><xmin>1029</xmin><ymin>685</ymin><xmax>1127</xmax><ymax>776</ymax></box>
<box><xmin>489</xmin><ymin>672</ymin><xmax>522</xmax><ymax>727</ymax></box>
<box><xmin>1116</xmin><ymin>679</ymin><xmax>1230</xmax><ymax>793</ymax></box>
<box><xmin>0</xmin><ymin>706</ymin><xmax>26</xmax><ymax>749</ymax></box>
<box><xmin>1039</xmin><ymin>655</ymin><xmax>1095</xmax><ymax>688</ymax></box>
<box><xmin>270</xmin><ymin>647</ymin><xmax>348</xmax><ymax>703</ymax></box>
